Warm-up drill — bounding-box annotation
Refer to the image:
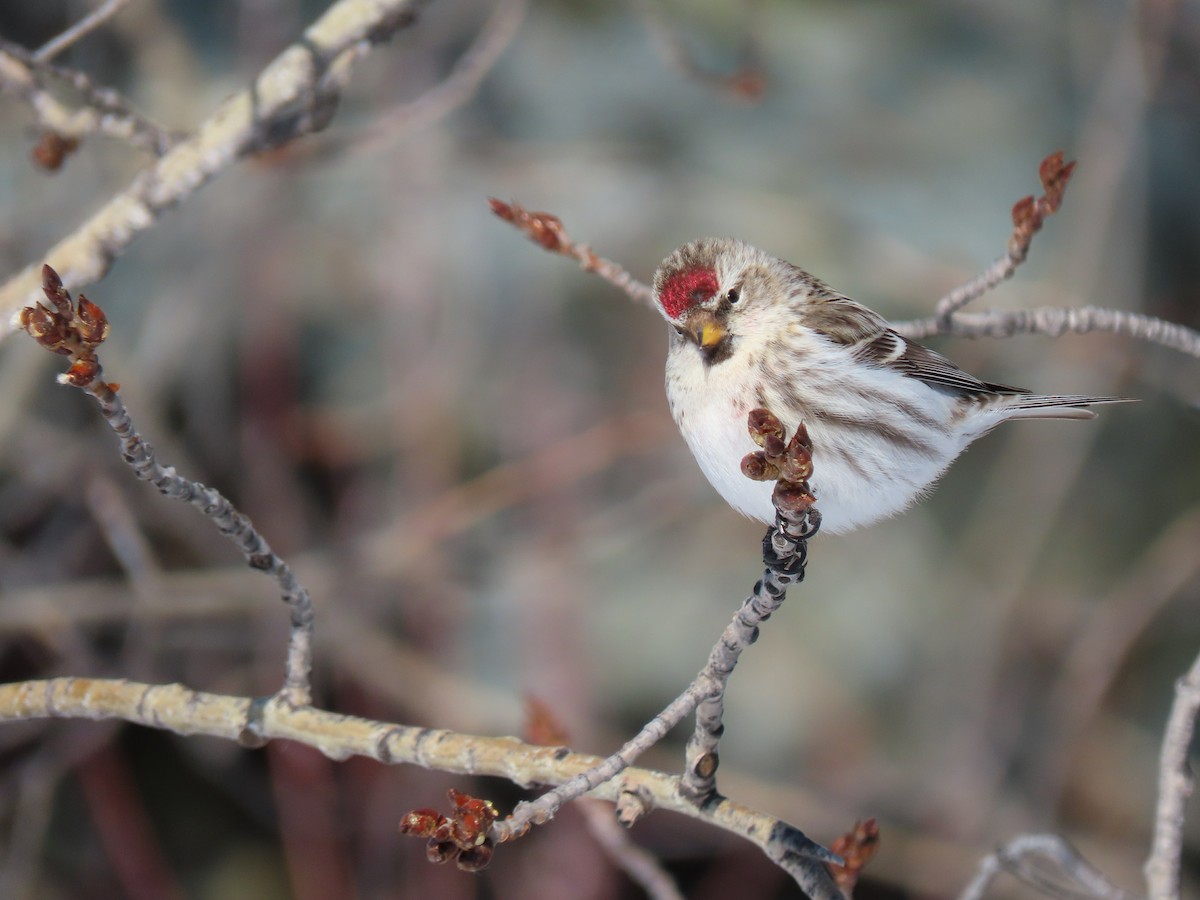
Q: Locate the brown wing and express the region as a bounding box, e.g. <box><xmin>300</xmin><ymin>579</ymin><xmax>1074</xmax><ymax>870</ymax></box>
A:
<box><xmin>801</xmin><ymin>293</ymin><xmax>1027</xmax><ymax>396</ymax></box>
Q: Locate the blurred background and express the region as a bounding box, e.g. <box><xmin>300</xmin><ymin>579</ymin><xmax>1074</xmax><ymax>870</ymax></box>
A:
<box><xmin>1</xmin><ymin>0</ymin><xmax>1198</xmax><ymax>897</ymax></box>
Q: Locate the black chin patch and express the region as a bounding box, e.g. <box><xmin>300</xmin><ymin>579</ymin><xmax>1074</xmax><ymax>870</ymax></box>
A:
<box><xmin>700</xmin><ymin>336</ymin><xmax>734</xmax><ymax>367</ymax></box>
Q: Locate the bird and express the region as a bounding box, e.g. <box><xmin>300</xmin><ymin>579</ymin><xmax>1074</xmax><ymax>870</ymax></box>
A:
<box><xmin>652</xmin><ymin>237</ymin><xmax>1127</xmax><ymax>534</ymax></box>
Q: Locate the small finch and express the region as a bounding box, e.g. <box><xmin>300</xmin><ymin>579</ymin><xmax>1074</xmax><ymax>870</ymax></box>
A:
<box><xmin>653</xmin><ymin>238</ymin><xmax>1127</xmax><ymax>534</ymax></box>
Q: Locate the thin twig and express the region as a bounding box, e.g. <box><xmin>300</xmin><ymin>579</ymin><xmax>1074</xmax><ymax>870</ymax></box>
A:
<box><xmin>1144</xmin><ymin>650</ymin><xmax>1200</xmax><ymax>900</ymax></box>
<box><xmin>890</xmin><ymin>305</ymin><xmax>1200</xmax><ymax>358</ymax></box>
<box><xmin>491</xmin><ymin>412</ymin><xmax>841</xmax><ymax>897</ymax></box>
<box><xmin>933</xmin><ymin>152</ymin><xmax>1076</xmax><ymax>324</ymax></box>
<box><xmin>681</xmin><ymin>413</ymin><xmax>819</xmax><ymax>804</ymax></box>
<box><xmin>577</xmin><ymin>800</ymin><xmax>686</xmax><ymax>900</ymax></box>
<box><xmin>0</xmin><ymin>0</ymin><xmax>429</xmax><ymax>337</ymax></box>
<box><xmin>629</xmin><ymin>0</ymin><xmax>766</xmax><ymax>102</ymax></box>
<box><xmin>488</xmin><ymin>199</ymin><xmax>657</xmax><ymax>308</ymax></box>
<box><xmin>958</xmin><ymin>834</ymin><xmax>1135</xmax><ymax>900</ymax></box>
<box><xmin>34</xmin><ymin>0</ymin><xmax>135</xmax><ymax>62</ymax></box>
<box><xmin>17</xmin><ymin>267</ymin><xmax>315</xmax><ymax>706</ymax></box>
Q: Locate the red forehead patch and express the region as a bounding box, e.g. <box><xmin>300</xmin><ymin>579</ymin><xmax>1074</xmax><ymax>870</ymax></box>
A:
<box><xmin>659</xmin><ymin>267</ymin><xmax>718</xmax><ymax>320</ymax></box>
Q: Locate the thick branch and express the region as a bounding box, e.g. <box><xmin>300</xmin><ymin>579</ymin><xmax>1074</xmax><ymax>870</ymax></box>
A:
<box><xmin>0</xmin><ymin>675</ymin><xmax>832</xmax><ymax>891</ymax></box>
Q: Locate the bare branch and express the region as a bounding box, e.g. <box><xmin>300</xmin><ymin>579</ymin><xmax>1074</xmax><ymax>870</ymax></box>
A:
<box><xmin>488</xmin><ymin>410</ymin><xmax>841</xmax><ymax>897</ymax></box>
<box><xmin>34</xmin><ymin>0</ymin><xmax>135</xmax><ymax>62</ymax></box>
<box><xmin>0</xmin><ymin>0</ymin><xmax>428</xmax><ymax>340</ymax></box>
<box><xmin>488</xmin><ymin>199</ymin><xmax>657</xmax><ymax>308</ymax></box>
<box><xmin>17</xmin><ymin>267</ymin><xmax>314</xmax><ymax>706</ymax></box>
<box><xmin>959</xmin><ymin>834</ymin><xmax>1135</xmax><ymax>900</ymax></box>
<box><xmin>680</xmin><ymin>412</ymin><xmax>818</xmax><ymax>804</ymax></box>
<box><xmin>1145</xmin><ymin>651</ymin><xmax>1200</xmax><ymax>900</ymax></box>
<box><xmin>933</xmin><ymin>152</ymin><xmax>1076</xmax><ymax>323</ymax></box>
<box><xmin>891</xmin><ymin>305</ymin><xmax>1200</xmax><ymax>359</ymax></box>
<box><xmin>0</xmin><ymin>676</ymin><xmax>835</xmax><ymax>894</ymax></box>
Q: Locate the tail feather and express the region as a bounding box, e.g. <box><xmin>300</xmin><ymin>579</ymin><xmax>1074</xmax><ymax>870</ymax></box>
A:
<box><xmin>1000</xmin><ymin>395</ymin><xmax>1135</xmax><ymax>421</ymax></box>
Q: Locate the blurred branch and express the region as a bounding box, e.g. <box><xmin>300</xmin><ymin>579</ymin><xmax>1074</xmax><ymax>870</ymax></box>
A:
<box><xmin>1145</xmin><ymin>650</ymin><xmax>1200</xmax><ymax>900</ymax></box>
<box><xmin>0</xmin><ymin>0</ymin><xmax>428</xmax><ymax>340</ymax></box>
<box><xmin>0</xmin><ymin>675</ymin><xmax>833</xmax><ymax>893</ymax></box>
<box><xmin>0</xmin><ymin>38</ymin><xmax>175</xmax><ymax>156</ymax></box>
<box><xmin>363</xmin><ymin>0</ymin><xmax>527</xmax><ymax>142</ymax></box>
<box><xmin>34</xmin><ymin>0</ymin><xmax>135</xmax><ymax>62</ymax></box>
<box><xmin>629</xmin><ymin>0</ymin><xmax>766</xmax><ymax>102</ymax></box>
<box><xmin>958</xmin><ymin>834</ymin><xmax>1135</xmax><ymax>900</ymax></box>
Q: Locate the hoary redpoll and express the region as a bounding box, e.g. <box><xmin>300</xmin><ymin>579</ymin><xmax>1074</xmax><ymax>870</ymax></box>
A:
<box><xmin>653</xmin><ymin>238</ymin><xmax>1126</xmax><ymax>534</ymax></box>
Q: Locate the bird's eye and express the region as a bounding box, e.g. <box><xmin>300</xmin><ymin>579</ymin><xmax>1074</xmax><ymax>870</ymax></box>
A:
<box><xmin>726</xmin><ymin>288</ymin><xmax>740</xmax><ymax>304</ymax></box>
<box><xmin>673</xmin><ymin>325</ymin><xmax>684</xmax><ymax>336</ymax></box>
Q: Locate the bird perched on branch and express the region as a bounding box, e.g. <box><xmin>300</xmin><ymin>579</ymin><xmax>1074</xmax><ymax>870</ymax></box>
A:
<box><xmin>653</xmin><ymin>238</ymin><xmax>1126</xmax><ymax>534</ymax></box>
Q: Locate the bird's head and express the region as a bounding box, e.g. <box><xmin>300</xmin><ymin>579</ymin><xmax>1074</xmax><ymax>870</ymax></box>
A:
<box><xmin>653</xmin><ymin>238</ymin><xmax>793</xmax><ymax>367</ymax></box>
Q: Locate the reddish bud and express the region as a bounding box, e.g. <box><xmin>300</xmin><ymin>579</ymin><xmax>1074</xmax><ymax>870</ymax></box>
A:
<box><xmin>76</xmin><ymin>295</ymin><xmax>110</xmax><ymax>346</ymax></box>
<box><xmin>1011</xmin><ymin>195</ymin><xmax>1035</xmax><ymax>229</ymax></box>
<box><xmin>524</xmin><ymin>696</ymin><xmax>571</xmax><ymax>747</ymax></box>
<box><xmin>31</xmin><ymin>131</ymin><xmax>79</xmax><ymax>171</ymax></box>
<box><xmin>41</xmin><ymin>265</ymin><xmax>72</xmax><ymax>317</ymax></box>
<box><xmin>741</xmin><ymin>450</ymin><xmax>778</xmax><ymax>481</ymax></box>
<box><xmin>487</xmin><ymin>198</ymin><xmax>515</xmax><ymax>221</ymax></box>
<box><xmin>62</xmin><ymin>358</ymin><xmax>100</xmax><ymax>387</ymax></box>
<box><xmin>1038</xmin><ymin>151</ymin><xmax>1075</xmax><ymax>206</ymax></box>
<box><xmin>20</xmin><ymin>305</ymin><xmax>64</xmax><ymax>347</ymax></box>
<box><xmin>399</xmin><ymin>808</ymin><xmax>445</xmax><ymax>838</ymax></box>
<box><xmin>425</xmin><ymin>839</ymin><xmax>459</xmax><ymax>865</ymax></box>
<box><xmin>455</xmin><ymin>841</ymin><xmax>494</xmax><ymax>872</ymax></box>
<box><xmin>728</xmin><ymin>70</ymin><xmax>767</xmax><ymax>102</ymax></box>
<box><xmin>747</xmin><ymin>408</ymin><xmax>784</xmax><ymax>447</ymax></box>
<box><xmin>448</xmin><ymin>789</ymin><xmax>498</xmax><ymax>846</ymax></box>
<box><xmin>826</xmin><ymin>818</ymin><xmax>880</xmax><ymax>894</ymax></box>
<box><xmin>772</xmin><ymin>484</ymin><xmax>816</xmax><ymax>516</ymax></box>
<box><xmin>777</xmin><ymin>447</ymin><xmax>813</xmax><ymax>483</ymax></box>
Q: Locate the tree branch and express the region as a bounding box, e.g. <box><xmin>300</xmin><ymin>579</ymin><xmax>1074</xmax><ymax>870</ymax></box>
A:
<box><xmin>0</xmin><ymin>0</ymin><xmax>429</xmax><ymax>339</ymax></box>
<box><xmin>1144</xmin><ymin>650</ymin><xmax>1200</xmax><ymax>900</ymax></box>
<box><xmin>0</xmin><ymin>675</ymin><xmax>833</xmax><ymax>894</ymax></box>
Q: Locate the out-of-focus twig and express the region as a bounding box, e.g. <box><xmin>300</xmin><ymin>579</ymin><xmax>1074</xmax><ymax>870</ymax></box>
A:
<box><xmin>1144</xmin><ymin>651</ymin><xmax>1200</xmax><ymax>900</ymax></box>
<box><xmin>0</xmin><ymin>38</ymin><xmax>175</xmax><ymax>157</ymax></box>
<box><xmin>34</xmin><ymin>0</ymin><xmax>135</xmax><ymax>62</ymax></box>
<box><xmin>524</xmin><ymin>697</ymin><xmax>685</xmax><ymax>900</ymax></box>
<box><xmin>0</xmin><ymin>0</ymin><xmax>428</xmax><ymax>338</ymax></box>
<box><xmin>363</xmin><ymin>0</ymin><xmax>527</xmax><ymax>143</ymax></box>
<box><xmin>629</xmin><ymin>0</ymin><xmax>766</xmax><ymax>102</ymax></box>
<box><xmin>17</xmin><ymin>266</ymin><xmax>315</xmax><ymax>706</ymax></box>
<box><xmin>488</xmin><ymin>199</ymin><xmax>657</xmax><ymax>308</ymax></box>
<box><xmin>958</xmin><ymin>834</ymin><xmax>1135</xmax><ymax>900</ymax></box>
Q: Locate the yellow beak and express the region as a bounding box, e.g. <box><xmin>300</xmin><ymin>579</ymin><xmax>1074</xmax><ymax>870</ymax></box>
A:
<box><xmin>686</xmin><ymin>310</ymin><xmax>726</xmax><ymax>349</ymax></box>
